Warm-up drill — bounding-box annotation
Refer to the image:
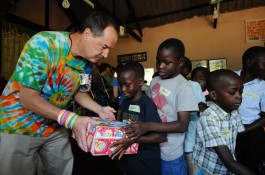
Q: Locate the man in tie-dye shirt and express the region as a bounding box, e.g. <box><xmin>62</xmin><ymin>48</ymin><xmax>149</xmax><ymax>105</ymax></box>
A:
<box><xmin>0</xmin><ymin>11</ymin><xmax>118</xmax><ymax>175</ymax></box>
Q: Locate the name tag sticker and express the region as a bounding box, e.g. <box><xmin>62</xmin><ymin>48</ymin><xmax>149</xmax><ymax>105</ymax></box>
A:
<box><xmin>79</xmin><ymin>74</ymin><xmax>89</xmax><ymax>85</ymax></box>
<box><xmin>242</xmin><ymin>92</ymin><xmax>258</xmax><ymax>99</ymax></box>
<box><xmin>160</xmin><ymin>87</ymin><xmax>171</xmax><ymax>96</ymax></box>
<box><xmin>220</xmin><ymin>129</ymin><xmax>231</xmax><ymax>139</ymax></box>
<box><xmin>129</xmin><ymin>105</ymin><xmax>140</xmax><ymax>113</ymax></box>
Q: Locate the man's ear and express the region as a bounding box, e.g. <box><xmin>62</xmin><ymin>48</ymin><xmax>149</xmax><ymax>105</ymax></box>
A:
<box><xmin>209</xmin><ymin>90</ymin><xmax>217</xmax><ymax>100</ymax></box>
<box><xmin>84</xmin><ymin>28</ymin><xmax>92</xmax><ymax>40</ymax></box>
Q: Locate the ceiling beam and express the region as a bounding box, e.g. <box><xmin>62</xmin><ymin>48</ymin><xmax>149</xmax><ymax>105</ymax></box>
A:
<box><xmin>137</xmin><ymin>3</ymin><xmax>212</xmax><ymax>22</ymax></box>
<box><xmin>45</xmin><ymin>0</ymin><xmax>50</xmax><ymax>28</ymax></box>
<box><xmin>2</xmin><ymin>13</ymin><xmax>49</xmax><ymax>31</ymax></box>
<box><xmin>92</xmin><ymin>0</ymin><xmax>142</xmax><ymax>42</ymax></box>
<box><xmin>135</xmin><ymin>0</ymin><xmax>235</xmax><ymax>23</ymax></box>
<box><xmin>125</xmin><ymin>0</ymin><xmax>143</xmax><ymax>37</ymax></box>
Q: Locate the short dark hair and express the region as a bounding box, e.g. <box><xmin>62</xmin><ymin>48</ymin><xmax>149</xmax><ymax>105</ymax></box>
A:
<box><xmin>242</xmin><ymin>46</ymin><xmax>265</xmax><ymax>69</ymax></box>
<box><xmin>157</xmin><ymin>38</ymin><xmax>185</xmax><ymax>60</ymax></box>
<box><xmin>206</xmin><ymin>69</ymin><xmax>240</xmax><ymax>91</ymax></box>
<box><xmin>99</xmin><ymin>63</ymin><xmax>111</xmax><ymax>73</ymax></box>
<box><xmin>191</xmin><ymin>67</ymin><xmax>210</xmax><ymax>79</ymax></box>
<box><xmin>78</xmin><ymin>10</ymin><xmax>118</xmax><ymax>37</ymax></box>
<box><xmin>115</xmin><ymin>63</ymin><xmax>124</xmax><ymax>74</ymax></box>
<box><xmin>183</xmin><ymin>56</ymin><xmax>192</xmax><ymax>72</ymax></box>
<box><xmin>119</xmin><ymin>62</ymin><xmax>144</xmax><ymax>79</ymax></box>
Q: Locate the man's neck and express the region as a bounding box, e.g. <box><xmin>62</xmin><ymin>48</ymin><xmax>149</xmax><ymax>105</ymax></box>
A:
<box><xmin>68</xmin><ymin>32</ymin><xmax>81</xmax><ymax>57</ymax></box>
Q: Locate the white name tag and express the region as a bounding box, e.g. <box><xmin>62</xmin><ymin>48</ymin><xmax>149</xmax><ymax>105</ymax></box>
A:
<box><xmin>79</xmin><ymin>74</ymin><xmax>89</xmax><ymax>85</ymax></box>
<box><xmin>160</xmin><ymin>87</ymin><xmax>171</xmax><ymax>96</ymax></box>
<box><xmin>242</xmin><ymin>92</ymin><xmax>258</xmax><ymax>99</ymax></box>
<box><xmin>129</xmin><ymin>105</ymin><xmax>140</xmax><ymax>113</ymax></box>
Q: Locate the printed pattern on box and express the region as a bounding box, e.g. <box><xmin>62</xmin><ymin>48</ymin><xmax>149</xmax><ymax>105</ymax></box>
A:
<box><xmin>86</xmin><ymin>119</ymin><xmax>139</xmax><ymax>156</ymax></box>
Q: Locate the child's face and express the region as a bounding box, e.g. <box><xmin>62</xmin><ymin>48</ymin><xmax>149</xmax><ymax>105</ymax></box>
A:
<box><xmin>249</xmin><ymin>56</ymin><xmax>265</xmax><ymax>79</ymax></box>
<box><xmin>118</xmin><ymin>71</ymin><xmax>143</xmax><ymax>101</ymax></box>
<box><xmin>192</xmin><ymin>71</ymin><xmax>207</xmax><ymax>91</ymax></box>
<box><xmin>156</xmin><ymin>48</ymin><xmax>183</xmax><ymax>79</ymax></box>
<box><xmin>211</xmin><ymin>76</ymin><xmax>243</xmax><ymax>113</ymax></box>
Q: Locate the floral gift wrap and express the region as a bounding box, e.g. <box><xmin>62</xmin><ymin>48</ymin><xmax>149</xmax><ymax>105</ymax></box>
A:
<box><xmin>86</xmin><ymin>118</ymin><xmax>139</xmax><ymax>156</ymax></box>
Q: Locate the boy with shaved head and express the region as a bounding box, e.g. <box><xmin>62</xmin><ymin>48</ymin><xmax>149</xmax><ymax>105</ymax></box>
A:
<box><xmin>192</xmin><ymin>69</ymin><xmax>256</xmax><ymax>175</ymax></box>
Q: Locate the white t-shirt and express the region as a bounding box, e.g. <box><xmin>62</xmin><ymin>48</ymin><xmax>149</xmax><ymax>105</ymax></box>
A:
<box><xmin>184</xmin><ymin>81</ymin><xmax>205</xmax><ymax>153</ymax></box>
<box><xmin>235</xmin><ymin>70</ymin><xmax>265</xmax><ymax>124</ymax></box>
<box><xmin>149</xmin><ymin>74</ymin><xmax>198</xmax><ymax>161</ymax></box>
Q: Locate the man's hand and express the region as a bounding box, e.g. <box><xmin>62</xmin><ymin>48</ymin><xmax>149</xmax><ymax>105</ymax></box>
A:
<box><xmin>98</xmin><ymin>106</ymin><xmax>116</xmax><ymax>120</ymax></box>
<box><xmin>126</xmin><ymin>121</ymin><xmax>148</xmax><ymax>140</ymax></box>
<box><xmin>72</xmin><ymin>117</ymin><xmax>98</xmax><ymax>152</ymax></box>
<box><xmin>110</xmin><ymin>136</ymin><xmax>134</xmax><ymax>160</ymax></box>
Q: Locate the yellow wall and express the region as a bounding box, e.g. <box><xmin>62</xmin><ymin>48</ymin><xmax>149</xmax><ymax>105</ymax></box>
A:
<box><xmin>107</xmin><ymin>7</ymin><xmax>265</xmax><ymax>71</ymax></box>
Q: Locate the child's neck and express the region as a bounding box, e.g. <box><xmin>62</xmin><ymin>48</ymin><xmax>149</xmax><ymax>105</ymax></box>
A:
<box><xmin>162</xmin><ymin>72</ymin><xmax>180</xmax><ymax>80</ymax></box>
<box><xmin>214</xmin><ymin>101</ymin><xmax>232</xmax><ymax>114</ymax></box>
<box><xmin>240</xmin><ymin>69</ymin><xmax>255</xmax><ymax>84</ymax></box>
<box><xmin>130</xmin><ymin>91</ymin><xmax>144</xmax><ymax>102</ymax></box>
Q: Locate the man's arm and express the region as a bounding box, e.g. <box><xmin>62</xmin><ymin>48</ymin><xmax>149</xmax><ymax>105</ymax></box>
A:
<box><xmin>20</xmin><ymin>84</ymin><xmax>99</xmax><ymax>152</ymax></box>
<box><xmin>128</xmin><ymin>111</ymin><xmax>190</xmax><ymax>140</ymax></box>
<box><xmin>213</xmin><ymin>146</ymin><xmax>256</xmax><ymax>175</ymax></box>
<box><xmin>19</xmin><ymin>84</ymin><xmax>60</xmax><ymax>120</ymax></box>
<box><xmin>74</xmin><ymin>91</ymin><xmax>116</xmax><ymax>120</ymax></box>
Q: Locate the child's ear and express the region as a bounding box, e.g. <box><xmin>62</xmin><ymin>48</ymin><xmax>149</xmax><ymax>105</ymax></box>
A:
<box><xmin>209</xmin><ymin>90</ymin><xmax>217</xmax><ymax>100</ymax></box>
<box><xmin>138</xmin><ymin>78</ymin><xmax>144</xmax><ymax>85</ymax></box>
<box><xmin>246</xmin><ymin>58</ymin><xmax>254</xmax><ymax>68</ymax></box>
<box><xmin>178</xmin><ymin>57</ymin><xmax>185</xmax><ymax>67</ymax></box>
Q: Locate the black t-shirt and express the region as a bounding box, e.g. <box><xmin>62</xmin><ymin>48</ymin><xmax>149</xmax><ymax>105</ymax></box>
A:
<box><xmin>118</xmin><ymin>95</ymin><xmax>162</xmax><ymax>175</ymax></box>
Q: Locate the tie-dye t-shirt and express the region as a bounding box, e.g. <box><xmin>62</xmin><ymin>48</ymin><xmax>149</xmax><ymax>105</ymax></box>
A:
<box><xmin>0</xmin><ymin>31</ymin><xmax>93</xmax><ymax>137</ymax></box>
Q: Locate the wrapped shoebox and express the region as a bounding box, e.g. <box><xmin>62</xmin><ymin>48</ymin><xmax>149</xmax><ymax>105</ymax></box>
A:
<box><xmin>86</xmin><ymin>118</ymin><xmax>139</xmax><ymax>156</ymax></box>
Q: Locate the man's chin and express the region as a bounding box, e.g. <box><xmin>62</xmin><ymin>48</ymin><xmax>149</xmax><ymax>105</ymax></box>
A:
<box><xmin>86</xmin><ymin>57</ymin><xmax>101</xmax><ymax>64</ymax></box>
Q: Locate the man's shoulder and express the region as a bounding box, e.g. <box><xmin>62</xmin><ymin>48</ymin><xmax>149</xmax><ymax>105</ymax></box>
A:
<box><xmin>34</xmin><ymin>31</ymin><xmax>66</xmax><ymax>37</ymax></box>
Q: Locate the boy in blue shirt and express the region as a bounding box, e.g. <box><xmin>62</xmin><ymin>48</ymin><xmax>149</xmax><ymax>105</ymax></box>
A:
<box><xmin>110</xmin><ymin>62</ymin><xmax>166</xmax><ymax>175</ymax></box>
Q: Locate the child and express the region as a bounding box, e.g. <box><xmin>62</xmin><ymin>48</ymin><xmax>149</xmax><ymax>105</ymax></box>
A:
<box><xmin>192</xmin><ymin>69</ymin><xmax>256</xmax><ymax>175</ymax></box>
<box><xmin>191</xmin><ymin>66</ymin><xmax>210</xmax><ymax>100</ymax></box>
<box><xmin>110</xmin><ymin>62</ymin><xmax>166</xmax><ymax>175</ymax></box>
<box><xmin>235</xmin><ymin>46</ymin><xmax>265</xmax><ymax>174</ymax></box>
<box><xmin>181</xmin><ymin>57</ymin><xmax>206</xmax><ymax>175</ymax></box>
<box><xmin>127</xmin><ymin>38</ymin><xmax>199</xmax><ymax>175</ymax></box>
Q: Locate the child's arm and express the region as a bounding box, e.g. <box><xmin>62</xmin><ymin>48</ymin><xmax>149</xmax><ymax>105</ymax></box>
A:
<box><xmin>110</xmin><ymin>132</ymin><xmax>166</xmax><ymax>159</ymax></box>
<box><xmin>241</xmin><ymin>112</ymin><xmax>265</xmax><ymax>133</ymax></box>
<box><xmin>127</xmin><ymin>111</ymin><xmax>190</xmax><ymax>140</ymax></box>
<box><xmin>213</xmin><ymin>146</ymin><xmax>256</xmax><ymax>175</ymax></box>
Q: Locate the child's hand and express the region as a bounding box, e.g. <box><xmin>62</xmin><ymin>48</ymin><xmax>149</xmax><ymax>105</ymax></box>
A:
<box><xmin>126</xmin><ymin>121</ymin><xmax>148</xmax><ymax>140</ymax></box>
<box><xmin>109</xmin><ymin>136</ymin><xmax>134</xmax><ymax>160</ymax></box>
